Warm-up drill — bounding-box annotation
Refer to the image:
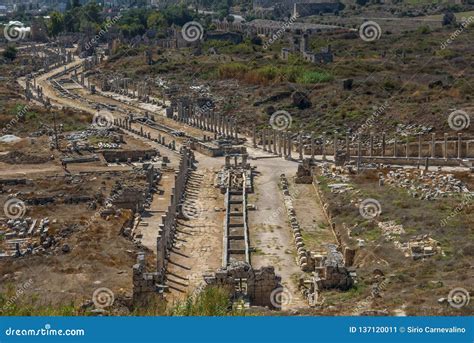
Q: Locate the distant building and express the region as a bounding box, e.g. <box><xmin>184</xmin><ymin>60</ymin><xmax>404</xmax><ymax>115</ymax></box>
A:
<box><xmin>283</xmin><ymin>33</ymin><xmax>333</xmax><ymax>64</ymax></box>
<box><xmin>293</xmin><ymin>0</ymin><xmax>343</xmax><ymax>17</ymax></box>
<box><xmin>253</xmin><ymin>0</ymin><xmax>344</xmax><ymax>17</ymax></box>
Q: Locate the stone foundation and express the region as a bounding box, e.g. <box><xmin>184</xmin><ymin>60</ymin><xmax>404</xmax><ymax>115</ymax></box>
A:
<box><xmin>204</xmin><ymin>262</ymin><xmax>281</xmax><ymax>309</ymax></box>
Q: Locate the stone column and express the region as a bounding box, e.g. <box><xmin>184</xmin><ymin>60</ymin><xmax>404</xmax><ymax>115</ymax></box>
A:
<box><xmin>278</xmin><ymin>131</ymin><xmax>282</xmax><ymax>157</ymax></box>
<box><xmin>299</xmin><ymin>131</ymin><xmax>303</xmax><ymax>160</ymax></box>
<box><xmin>333</xmin><ymin>133</ymin><xmax>338</xmax><ymax>159</ymax></box>
<box><xmin>283</xmin><ymin>132</ymin><xmax>287</xmax><ymax>159</ymax></box>
<box><xmin>268</xmin><ymin>129</ymin><xmax>273</xmax><ymax>153</ymax></box>
<box><xmin>214</xmin><ymin>114</ymin><xmax>218</xmax><ymax>133</ymax></box>
<box><xmin>357</xmin><ymin>136</ymin><xmax>362</xmax><ymax>170</ymax></box>
<box><xmin>406</xmin><ymin>139</ymin><xmax>409</xmax><ymax>159</ymax></box>
<box><xmin>253</xmin><ymin>124</ymin><xmax>257</xmax><ymax>148</ymax></box>
<box><xmin>311</xmin><ymin>131</ymin><xmax>315</xmax><ymax>160</ymax></box>
<box><xmin>322</xmin><ymin>133</ymin><xmax>326</xmax><ymax>161</ymax></box>
<box><xmin>431</xmin><ymin>133</ymin><xmax>436</xmax><ymax>158</ymax></box>
<box><xmin>262</xmin><ymin>129</ymin><xmax>267</xmax><ymax>151</ymax></box>
<box><xmin>444</xmin><ymin>133</ymin><xmax>448</xmax><ymax>159</ymax></box>
<box><xmin>458</xmin><ymin>133</ymin><xmax>462</xmax><ymax>159</ymax></box>
<box><xmin>273</xmin><ymin>130</ymin><xmax>277</xmax><ymax>154</ymax></box>
<box><xmin>346</xmin><ymin>132</ymin><xmax>350</xmax><ymax>158</ymax></box>
<box><xmin>287</xmin><ymin>133</ymin><xmax>292</xmax><ymax>160</ymax></box>
<box><xmin>225</xmin><ymin>118</ymin><xmax>230</xmax><ymax>137</ymax></box>
<box><xmin>393</xmin><ymin>137</ymin><xmax>397</xmax><ymax>158</ymax></box>
<box><xmin>369</xmin><ymin>134</ymin><xmax>374</xmax><ymax>157</ymax></box>
<box><xmin>382</xmin><ymin>132</ymin><xmax>386</xmax><ymax>157</ymax></box>
<box><xmin>418</xmin><ymin>134</ymin><xmax>422</xmax><ymax>159</ymax></box>
<box><xmin>209</xmin><ymin>112</ymin><xmax>213</xmax><ymax>132</ymax></box>
<box><xmin>215</xmin><ymin>114</ymin><xmax>220</xmax><ymax>134</ymax></box>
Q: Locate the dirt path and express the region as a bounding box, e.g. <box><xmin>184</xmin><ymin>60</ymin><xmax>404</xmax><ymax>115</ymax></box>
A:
<box><xmin>248</xmin><ymin>155</ymin><xmax>307</xmax><ymax>309</ymax></box>
<box><xmin>288</xmin><ymin>181</ymin><xmax>336</xmax><ymax>253</ymax></box>
<box><xmin>0</xmin><ymin>162</ymin><xmax>133</xmax><ymax>177</ymax></box>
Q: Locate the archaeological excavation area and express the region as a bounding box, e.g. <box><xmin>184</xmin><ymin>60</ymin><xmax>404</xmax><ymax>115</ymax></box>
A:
<box><xmin>1</xmin><ymin>5</ymin><xmax>473</xmax><ymax>317</ymax></box>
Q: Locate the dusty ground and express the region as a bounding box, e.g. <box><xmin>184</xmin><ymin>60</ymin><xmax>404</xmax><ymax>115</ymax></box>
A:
<box><xmin>165</xmin><ymin>165</ymin><xmax>224</xmax><ymax>302</ymax></box>
<box><xmin>0</xmin><ymin>169</ymin><xmax>144</xmax><ymax>311</ymax></box>
<box><xmin>313</xmin><ymin>167</ymin><xmax>473</xmax><ymax>316</ymax></box>
<box><xmin>248</xmin><ymin>151</ymin><xmax>307</xmax><ymax>309</ymax></box>
<box><xmin>288</xmin><ymin>181</ymin><xmax>336</xmax><ymax>254</ymax></box>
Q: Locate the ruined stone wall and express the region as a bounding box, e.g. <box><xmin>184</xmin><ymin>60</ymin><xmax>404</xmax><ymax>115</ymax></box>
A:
<box><xmin>155</xmin><ymin>147</ymin><xmax>195</xmax><ymax>283</ymax></box>
<box><xmin>189</xmin><ymin>140</ymin><xmax>224</xmax><ymax>157</ymax></box>
<box><xmin>313</xmin><ymin>244</ymin><xmax>354</xmax><ymax>291</ymax></box>
<box><xmin>205</xmin><ymin>262</ymin><xmax>281</xmax><ymax>308</ymax></box>
<box><xmin>101</xmin><ymin>149</ymin><xmax>157</xmax><ymax>163</ymax></box>
<box><xmin>311</xmin><ymin>177</ymin><xmax>356</xmax><ymax>263</ymax></box>
<box><xmin>109</xmin><ymin>165</ymin><xmax>159</xmax><ymax>212</ymax></box>
<box><xmin>132</xmin><ymin>252</ymin><xmax>160</xmax><ymax>305</ymax></box>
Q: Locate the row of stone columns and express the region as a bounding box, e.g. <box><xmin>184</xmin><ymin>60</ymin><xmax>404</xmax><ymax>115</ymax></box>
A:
<box><xmin>156</xmin><ymin>147</ymin><xmax>194</xmax><ymax>282</ymax></box>
<box><xmin>115</xmin><ymin>118</ymin><xmax>176</xmax><ymax>151</ymax></box>
<box><xmin>252</xmin><ymin>127</ymin><xmax>472</xmax><ymax>161</ymax></box>
<box><xmin>368</xmin><ymin>132</ymin><xmax>467</xmax><ymax>160</ymax></box>
<box><xmin>257</xmin><ymin>127</ymin><xmax>306</xmax><ymax>160</ymax></box>
<box><xmin>174</xmin><ymin>101</ymin><xmax>239</xmax><ymax>139</ymax></box>
<box><xmin>104</xmin><ymin>76</ymin><xmax>155</xmax><ymax>103</ymax></box>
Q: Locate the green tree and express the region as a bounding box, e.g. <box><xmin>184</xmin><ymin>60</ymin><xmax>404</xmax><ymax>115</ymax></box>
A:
<box><xmin>48</xmin><ymin>11</ymin><xmax>65</xmax><ymax>37</ymax></box>
<box><xmin>81</xmin><ymin>1</ymin><xmax>102</xmax><ymax>24</ymax></box>
<box><xmin>2</xmin><ymin>46</ymin><xmax>17</xmax><ymax>61</ymax></box>
<box><xmin>162</xmin><ymin>5</ymin><xmax>194</xmax><ymax>26</ymax></box>
<box><xmin>147</xmin><ymin>11</ymin><xmax>167</xmax><ymax>31</ymax></box>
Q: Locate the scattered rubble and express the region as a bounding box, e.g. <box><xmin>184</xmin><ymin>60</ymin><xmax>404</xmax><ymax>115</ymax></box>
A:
<box><xmin>385</xmin><ymin>169</ymin><xmax>470</xmax><ymax>200</ymax></box>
